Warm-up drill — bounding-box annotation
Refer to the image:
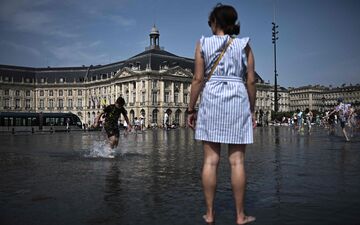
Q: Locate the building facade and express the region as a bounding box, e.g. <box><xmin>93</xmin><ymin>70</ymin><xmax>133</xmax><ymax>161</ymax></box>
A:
<box><xmin>2</xmin><ymin>26</ymin><xmax>358</xmax><ymax>127</ymax></box>
<box><xmin>0</xmin><ymin>26</ymin><xmax>195</xmax><ymax>128</ymax></box>
<box><xmin>289</xmin><ymin>84</ymin><xmax>360</xmax><ymax>112</ymax></box>
<box><xmin>0</xmin><ymin>26</ymin><xmax>268</xmax><ymax>128</ymax></box>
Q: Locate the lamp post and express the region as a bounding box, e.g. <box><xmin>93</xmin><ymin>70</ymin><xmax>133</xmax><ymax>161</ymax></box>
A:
<box><xmin>272</xmin><ymin>22</ymin><xmax>279</xmax><ymax>112</ymax></box>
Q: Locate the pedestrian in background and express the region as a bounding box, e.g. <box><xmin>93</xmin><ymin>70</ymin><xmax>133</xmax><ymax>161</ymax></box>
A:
<box><xmin>187</xmin><ymin>4</ymin><xmax>256</xmax><ymax>224</ymax></box>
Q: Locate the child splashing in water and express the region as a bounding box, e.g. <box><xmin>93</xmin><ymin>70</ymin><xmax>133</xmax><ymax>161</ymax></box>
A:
<box><xmin>93</xmin><ymin>97</ymin><xmax>132</xmax><ymax>150</ymax></box>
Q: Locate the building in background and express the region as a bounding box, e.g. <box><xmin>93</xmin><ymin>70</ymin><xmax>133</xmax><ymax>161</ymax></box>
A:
<box><xmin>1</xmin><ymin>27</ymin><xmax>358</xmax><ymax>127</ymax></box>
<box><xmin>0</xmin><ymin>26</ymin><xmax>195</xmax><ymax>128</ymax></box>
<box><xmin>0</xmin><ymin>26</ymin><xmax>267</xmax><ymax>127</ymax></box>
<box><xmin>289</xmin><ymin>84</ymin><xmax>360</xmax><ymax>112</ymax></box>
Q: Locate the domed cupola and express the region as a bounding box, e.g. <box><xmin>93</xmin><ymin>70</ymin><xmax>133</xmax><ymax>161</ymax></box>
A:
<box><xmin>149</xmin><ymin>25</ymin><xmax>160</xmax><ymax>49</ymax></box>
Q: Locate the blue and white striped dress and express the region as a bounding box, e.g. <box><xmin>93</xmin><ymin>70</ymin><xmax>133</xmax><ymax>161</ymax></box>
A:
<box><xmin>195</xmin><ymin>35</ymin><xmax>253</xmax><ymax>144</ymax></box>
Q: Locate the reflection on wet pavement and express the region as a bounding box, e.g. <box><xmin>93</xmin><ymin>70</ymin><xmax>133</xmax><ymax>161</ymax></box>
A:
<box><xmin>0</xmin><ymin>127</ymin><xmax>359</xmax><ymax>225</ymax></box>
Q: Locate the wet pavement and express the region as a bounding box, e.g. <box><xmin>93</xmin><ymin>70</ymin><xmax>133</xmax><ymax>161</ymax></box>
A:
<box><xmin>0</xmin><ymin>127</ymin><xmax>360</xmax><ymax>225</ymax></box>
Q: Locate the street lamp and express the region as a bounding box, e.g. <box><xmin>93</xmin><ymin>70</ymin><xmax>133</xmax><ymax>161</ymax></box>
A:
<box><xmin>272</xmin><ymin>22</ymin><xmax>279</xmax><ymax>112</ymax></box>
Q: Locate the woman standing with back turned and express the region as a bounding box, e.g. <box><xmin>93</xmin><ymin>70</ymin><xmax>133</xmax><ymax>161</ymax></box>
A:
<box><xmin>187</xmin><ymin>4</ymin><xmax>256</xmax><ymax>225</ymax></box>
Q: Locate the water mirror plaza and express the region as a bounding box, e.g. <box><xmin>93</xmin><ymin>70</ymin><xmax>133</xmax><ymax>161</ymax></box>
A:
<box><xmin>1</xmin><ymin>127</ymin><xmax>360</xmax><ymax>225</ymax></box>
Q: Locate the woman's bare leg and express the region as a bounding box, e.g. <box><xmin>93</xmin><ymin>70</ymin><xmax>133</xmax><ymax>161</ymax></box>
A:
<box><xmin>202</xmin><ymin>141</ymin><xmax>220</xmax><ymax>223</ymax></box>
<box><xmin>228</xmin><ymin>144</ymin><xmax>255</xmax><ymax>224</ymax></box>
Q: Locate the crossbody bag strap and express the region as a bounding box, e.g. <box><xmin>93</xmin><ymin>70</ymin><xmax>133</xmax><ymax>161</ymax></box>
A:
<box><xmin>207</xmin><ymin>37</ymin><xmax>234</xmax><ymax>81</ymax></box>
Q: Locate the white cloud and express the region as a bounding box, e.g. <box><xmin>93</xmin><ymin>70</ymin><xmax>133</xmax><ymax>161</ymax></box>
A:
<box><xmin>0</xmin><ymin>0</ymin><xmax>78</xmax><ymax>38</ymax></box>
<box><xmin>48</xmin><ymin>41</ymin><xmax>108</xmax><ymax>66</ymax></box>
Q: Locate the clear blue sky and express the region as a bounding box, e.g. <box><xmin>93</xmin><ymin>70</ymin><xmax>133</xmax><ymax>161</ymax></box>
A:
<box><xmin>0</xmin><ymin>0</ymin><xmax>359</xmax><ymax>88</ymax></box>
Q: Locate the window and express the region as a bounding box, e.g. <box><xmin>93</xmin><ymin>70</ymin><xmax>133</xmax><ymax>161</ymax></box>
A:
<box><xmin>15</xmin><ymin>99</ymin><xmax>20</xmax><ymax>108</ymax></box>
<box><xmin>4</xmin><ymin>99</ymin><xmax>10</xmax><ymax>109</ymax></box>
<box><xmin>175</xmin><ymin>110</ymin><xmax>180</xmax><ymax>124</ymax></box>
<box><xmin>5</xmin><ymin>89</ymin><xmax>9</xmax><ymax>95</ymax></box>
<box><xmin>132</xmin><ymin>81</ymin><xmax>136</xmax><ymax>89</ymax></box>
<box><xmin>58</xmin><ymin>99</ymin><xmax>64</xmax><ymax>109</ymax></box>
<box><xmin>68</xmin><ymin>99</ymin><xmax>73</xmax><ymax>108</ymax></box>
<box><xmin>15</xmin><ymin>90</ymin><xmax>20</xmax><ymax>96</ymax></box>
<box><xmin>125</xmin><ymin>92</ymin><xmax>129</xmax><ymax>104</ymax></box>
<box><xmin>152</xmin><ymin>80</ymin><xmax>157</xmax><ymax>89</ymax></box>
<box><xmin>152</xmin><ymin>92</ymin><xmax>157</xmax><ymax>104</ymax></box>
<box><xmin>59</xmin><ymin>90</ymin><xmax>63</xmax><ymax>96</ymax></box>
<box><xmin>78</xmin><ymin>90</ymin><xmax>82</xmax><ymax>96</ymax></box>
<box><xmin>68</xmin><ymin>90</ymin><xmax>72</xmax><ymax>96</ymax></box>
<box><xmin>49</xmin><ymin>99</ymin><xmax>54</xmax><ymax>109</ymax></box>
<box><xmin>132</xmin><ymin>92</ymin><xmax>136</xmax><ymax>103</ymax></box>
<box><xmin>49</xmin><ymin>90</ymin><xmax>54</xmax><ymax>96</ymax></box>
<box><xmin>39</xmin><ymin>99</ymin><xmax>44</xmax><ymax>109</ymax></box>
<box><xmin>183</xmin><ymin>93</ymin><xmax>188</xmax><ymax>104</ymax></box>
<box><xmin>152</xmin><ymin>110</ymin><xmax>158</xmax><ymax>123</ymax></box>
<box><xmin>142</xmin><ymin>93</ymin><xmax>146</xmax><ymax>103</ymax></box>
<box><xmin>142</xmin><ymin>80</ymin><xmax>146</xmax><ymax>88</ymax></box>
<box><xmin>174</xmin><ymin>92</ymin><xmax>179</xmax><ymax>104</ymax></box>
<box><xmin>77</xmin><ymin>98</ymin><xmax>82</xmax><ymax>108</ymax></box>
<box><xmin>165</xmin><ymin>92</ymin><xmax>170</xmax><ymax>103</ymax></box>
<box><xmin>26</xmin><ymin>90</ymin><xmax>31</xmax><ymax>96</ymax></box>
<box><xmin>165</xmin><ymin>81</ymin><xmax>171</xmax><ymax>89</ymax></box>
<box><xmin>25</xmin><ymin>99</ymin><xmax>31</xmax><ymax>109</ymax></box>
<box><xmin>40</xmin><ymin>90</ymin><xmax>44</xmax><ymax>96</ymax></box>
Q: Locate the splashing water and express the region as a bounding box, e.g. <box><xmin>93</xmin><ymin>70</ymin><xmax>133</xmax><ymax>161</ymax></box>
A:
<box><xmin>85</xmin><ymin>139</ymin><xmax>115</xmax><ymax>158</ymax></box>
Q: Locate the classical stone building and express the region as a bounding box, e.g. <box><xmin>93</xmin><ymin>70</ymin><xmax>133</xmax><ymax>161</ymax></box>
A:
<box><xmin>0</xmin><ymin>26</ymin><xmax>269</xmax><ymax>127</ymax></box>
<box><xmin>0</xmin><ymin>26</ymin><xmax>195</xmax><ymax>128</ymax></box>
<box><xmin>289</xmin><ymin>84</ymin><xmax>360</xmax><ymax>112</ymax></box>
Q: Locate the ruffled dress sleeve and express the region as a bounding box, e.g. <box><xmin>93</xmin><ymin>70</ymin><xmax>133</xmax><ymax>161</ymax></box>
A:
<box><xmin>239</xmin><ymin>37</ymin><xmax>250</xmax><ymax>67</ymax></box>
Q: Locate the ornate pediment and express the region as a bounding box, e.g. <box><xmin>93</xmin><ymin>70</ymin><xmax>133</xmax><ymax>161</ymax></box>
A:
<box><xmin>115</xmin><ymin>67</ymin><xmax>136</xmax><ymax>78</ymax></box>
<box><xmin>163</xmin><ymin>66</ymin><xmax>193</xmax><ymax>78</ymax></box>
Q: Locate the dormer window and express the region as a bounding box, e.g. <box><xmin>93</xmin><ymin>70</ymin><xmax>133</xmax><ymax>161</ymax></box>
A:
<box><xmin>40</xmin><ymin>78</ymin><xmax>45</xmax><ymax>83</ymax></box>
<box><xmin>59</xmin><ymin>77</ymin><xmax>65</xmax><ymax>83</ymax></box>
<box><xmin>4</xmin><ymin>76</ymin><xmax>9</xmax><ymax>81</ymax></box>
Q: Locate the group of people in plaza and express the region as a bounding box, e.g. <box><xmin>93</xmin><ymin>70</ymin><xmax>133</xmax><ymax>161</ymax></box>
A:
<box><xmin>274</xmin><ymin>98</ymin><xmax>359</xmax><ymax>141</ymax></box>
<box><xmin>90</xmin><ymin>3</ymin><xmax>359</xmax><ymax>225</ymax></box>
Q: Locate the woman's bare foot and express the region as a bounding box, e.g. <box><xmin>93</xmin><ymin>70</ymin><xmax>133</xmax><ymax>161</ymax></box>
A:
<box><xmin>236</xmin><ymin>215</ymin><xmax>256</xmax><ymax>225</ymax></box>
<box><xmin>203</xmin><ymin>213</ymin><xmax>215</xmax><ymax>224</ymax></box>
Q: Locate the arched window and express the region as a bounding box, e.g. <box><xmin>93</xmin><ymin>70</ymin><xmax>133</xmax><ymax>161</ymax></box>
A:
<box><xmin>152</xmin><ymin>109</ymin><xmax>158</xmax><ymax>124</ymax></box>
<box><xmin>140</xmin><ymin>109</ymin><xmax>145</xmax><ymax>118</ymax></box>
<box><xmin>175</xmin><ymin>109</ymin><xmax>181</xmax><ymax>124</ymax></box>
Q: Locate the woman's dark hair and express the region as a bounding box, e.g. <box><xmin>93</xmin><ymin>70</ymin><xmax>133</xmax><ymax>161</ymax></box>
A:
<box><xmin>209</xmin><ymin>3</ymin><xmax>240</xmax><ymax>35</ymax></box>
<box><xmin>116</xmin><ymin>97</ymin><xmax>125</xmax><ymax>106</ymax></box>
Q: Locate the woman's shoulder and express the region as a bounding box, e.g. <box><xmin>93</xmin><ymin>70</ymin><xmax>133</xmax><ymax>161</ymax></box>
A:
<box><xmin>234</xmin><ymin>36</ymin><xmax>250</xmax><ymax>48</ymax></box>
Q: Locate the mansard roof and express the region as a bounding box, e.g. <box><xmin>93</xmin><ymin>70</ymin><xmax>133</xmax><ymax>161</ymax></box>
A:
<box><xmin>0</xmin><ymin>26</ymin><xmax>264</xmax><ymax>83</ymax></box>
<box><xmin>0</xmin><ymin>47</ymin><xmax>195</xmax><ymax>84</ymax></box>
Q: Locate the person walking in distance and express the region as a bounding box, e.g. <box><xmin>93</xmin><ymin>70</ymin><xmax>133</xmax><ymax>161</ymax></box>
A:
<box><xmin>187</xmin><ymin>4</ymin><xmax>256</xmax><ymax>224</ymax></box>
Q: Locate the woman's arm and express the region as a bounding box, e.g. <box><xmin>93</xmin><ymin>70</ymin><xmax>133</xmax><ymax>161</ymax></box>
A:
<box><xmin>245</xmin><ymin>44</ymin><xmax>256</xmax><ymax>127</ymax></box>
<box><xmin>187</xmin><ymin>41</ymin><xmax>205</xmax><ymax>129</ymax></box>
